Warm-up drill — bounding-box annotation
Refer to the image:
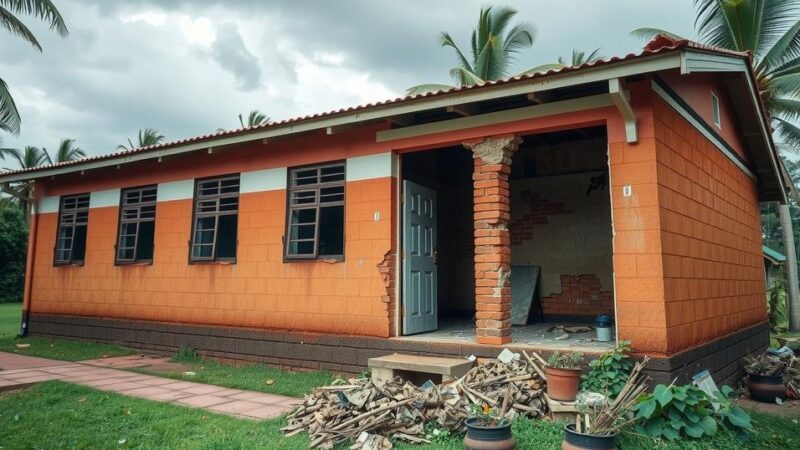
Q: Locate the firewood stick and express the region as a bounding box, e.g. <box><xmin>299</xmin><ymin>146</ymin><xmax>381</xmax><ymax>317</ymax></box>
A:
<box><xmin>532</xmin><ymin>352</ymin><xmax>549</xmax><ymax>368</ymax></box>
<box><xmin>522</xmin><ymin>350</ymin><xmax>547</xmax><ymax>380</ymax></box>
<box><xmin>498</xmin><ymin>385</ymin><xmax>512</xmax><ymax>420</ymax></box>
<box><xmin>329</xmin><ymin>399</ymin><xmax>412</xmax><ymax>432</ymax></box>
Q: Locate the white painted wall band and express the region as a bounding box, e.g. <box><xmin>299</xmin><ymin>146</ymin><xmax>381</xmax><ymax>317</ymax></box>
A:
<box><xmin>38</xmin><ymin>157</ymin><xmax>393</xmax><ymax>213</ymax></box>
<box><xmin>240</xmin><ymin>167</ymin><xmax>287</xmax><ymax>193</ymax></box>
<box><xmin>89</xmin><ymin>188</ymin><xmax>121</xmax><ymax>208</ymax></box>
<box><xmin>38</xmin><ymin>196</ymin><xmax>60</xmax><ymax>214</ymax></box>
<box><xmin>346</xmin><ymin>152</ymin><xmax>393</xmax><ymax>181</ymax></box>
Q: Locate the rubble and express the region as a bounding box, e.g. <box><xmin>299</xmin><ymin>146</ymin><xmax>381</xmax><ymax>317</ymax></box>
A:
<box><xmin>282</xmin><ymin>350</ymin><xmax>548</xmax><ymax>448</ymax></box>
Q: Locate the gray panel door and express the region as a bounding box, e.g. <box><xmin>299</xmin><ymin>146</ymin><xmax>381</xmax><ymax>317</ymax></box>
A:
<box><xmin>402</xmin><ymin>180</ymin><xmax>437</xmax><ymax>335</ymax></box>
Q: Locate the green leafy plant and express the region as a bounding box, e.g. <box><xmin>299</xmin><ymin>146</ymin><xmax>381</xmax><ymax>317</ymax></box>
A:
<box><xmin>175</xmin><ymin>346</ymin><xmax>199</xmax><ymax>361</ymax></box>
<box><xmin>469</xmin><ymin>403</ymin><xmax>509</xmax><ymax>427</ymax></box>
<box><xmin>634</xmin><ymin>384</ymin><xmax>752</xmax><ymax>441</ymax></box>
<box><xmin>581</xmin><ymin>340</ymin><xmax>634</xmax><ymax>399</ymax></box>
<box><xmin>424</xmin><ymin>421</ymin><xmax>453</xmax><ymax>443</ymax></box>
<box><xmin>547</xmin><ymin>351</ymin><xmax>584</xmax><ymax>369</ymax></box>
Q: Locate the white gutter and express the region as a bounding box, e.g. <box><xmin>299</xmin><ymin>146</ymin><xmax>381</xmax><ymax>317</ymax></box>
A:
<box><xmin>0</xmin><ymin>52</ymin><xmax>685</xmax><ymax>184</ymax></box>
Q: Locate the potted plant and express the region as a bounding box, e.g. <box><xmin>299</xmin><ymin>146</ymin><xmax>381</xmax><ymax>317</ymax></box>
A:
<box><xmin>546</xmin><ymin>351</ymin><xmax>584</xmax><ymax>402</ymax></box>
<box><xmin>744</xmin><ymin>352</ymin><xmax>789</xmax><ymax>403</ymax></box>
<box><xmin>464</xmin><ymin>388</ymin><xmax>516</xmax><ymax>450</ymax></box>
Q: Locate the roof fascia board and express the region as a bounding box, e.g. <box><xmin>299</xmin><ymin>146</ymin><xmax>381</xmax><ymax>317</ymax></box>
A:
<box><xmin>685</xmin><ymin>50</ymin><xmax>787</xmax><ymax>203</ymax></box>
<box><xmin>0</xmin><ymin>52</ymin><xmax>683</xmax><ymax>184</ymax></box>
<box><xmin>376</xmin><ymin>93</ymin><xmax>614</xmax><ymax>142</ymax></box>
<box><xmin>608</xmin><ymin>78</ymin><xmax>637</xmax><ymax>143</ymax></box>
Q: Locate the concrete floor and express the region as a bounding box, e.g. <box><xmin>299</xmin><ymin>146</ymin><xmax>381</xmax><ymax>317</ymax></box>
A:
<box><xmin>397</xmin><ymin>320</ymin><xmax>616</xmax><ymax>353</ymax></box>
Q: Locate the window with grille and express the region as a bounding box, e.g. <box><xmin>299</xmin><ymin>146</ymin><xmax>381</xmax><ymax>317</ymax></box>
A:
<box><xmin>116</xmin><ymin>185</ymin><xmax>157</xmax><ymax>263</ymax></box>
<box><xmin>190</xmin><ymin>175</ymin><xmax>240</xmax><ymax>262</ymax></box>
<box><xmin>285</xmin><ymin>162</ymin><xmax>345</xmax><ymax>259</ymax></box>
<box><xmin>54</xmin><ymin>193</ymin><xmax>90</xmax><ymax>265</ymax></box>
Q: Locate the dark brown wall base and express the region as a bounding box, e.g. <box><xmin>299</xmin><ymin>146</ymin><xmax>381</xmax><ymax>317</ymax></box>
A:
<box><xmin>643</xmin><ymin>322</ymin><xmax>770</xmax><ymax>387</ymax></box>
<box><xmin>29</xmin><ymin>314</ymin><xmax>767</xmax><ymax>387</ymax></box>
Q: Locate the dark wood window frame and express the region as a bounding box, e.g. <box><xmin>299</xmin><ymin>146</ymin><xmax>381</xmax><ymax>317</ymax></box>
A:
<box><xmin>189</xmin><ymin>174</ymin><xmax>240</xmax><ymax>263</ymax></box>
<box><xmin>54</xmin><ymin>193</ymin><xmax>90</xmax><ymax>266</ymax></box>
<box><xmin>284</xmin><ymin>161</ymin><xmax>346</xmax><ymax>261</ymax></box>
<box><xmin>115</xmin><ymin>185</ymin><xmax>158</xmax><ymax>265</ymax></box>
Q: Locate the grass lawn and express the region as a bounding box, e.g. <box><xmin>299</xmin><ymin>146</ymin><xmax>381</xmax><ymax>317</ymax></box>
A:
<box><xmin>1</xmin><ymin>381</ymin><xmax>798</xmax><ymax>450</ymax></box>
<box><xmin>132</xmin><ymin>354</ymin><xmax>337</xmax><ymax>398</ymax></box>
<box><xmin>0</xmin><ymin>302</ymin><xmax>135</xmax><ymax>362</ymax></box>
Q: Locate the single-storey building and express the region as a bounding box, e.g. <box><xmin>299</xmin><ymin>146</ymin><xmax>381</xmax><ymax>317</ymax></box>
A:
<box><xmin>0</xmin><ymin>36</ymin><xmax>789</xmax><ymax>384</ymax></box>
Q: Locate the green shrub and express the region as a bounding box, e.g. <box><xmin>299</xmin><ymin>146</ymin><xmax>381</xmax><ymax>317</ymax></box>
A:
<box><xmin>175</xmin><ymin>346</ymin><xmax>199</xmax><ymax>361</ymax></box>
<box><xmin>581</xmin><ymin>340</ymin><xmax>633</xmax><ymax>399</ymax></box>
<box><xmin>0</xmin><ymin>205</ymin><xmax>27</xmax><ymax>304</ymax></box>
<box><xmin>634</xmin><ymin>384</ymin><xmax>751</xmax><ymax>441</ymax></box>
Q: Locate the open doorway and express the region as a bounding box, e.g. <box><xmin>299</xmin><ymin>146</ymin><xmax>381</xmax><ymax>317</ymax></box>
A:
<box><xmin>398</xmin><ymin>127</ymin><xmax>616</xmax><ymax>350</ymax></box>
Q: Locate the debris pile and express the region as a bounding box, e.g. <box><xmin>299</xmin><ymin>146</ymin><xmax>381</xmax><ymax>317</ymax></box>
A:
<box><xmin>282</xmin><ymin>350</ymin><xmax>548</xmax><ymax>449</ymax></box>
<box><xmin>744</xmin><ymin>349</ymin><xmax>800</xmax><ymax>397</ymax></box>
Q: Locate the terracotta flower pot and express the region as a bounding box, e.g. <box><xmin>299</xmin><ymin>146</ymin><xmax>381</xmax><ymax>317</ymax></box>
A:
<box><xmin>546</xmin><ymin>366</ymin><xmax>582</xmax><ymax>402</ymax></box>
<box><xmin>748</xmin><ymin>374</ymin><xmax>787</xmax><ymax>403</ymax></box>
<box><xmin>463</xmin><ymin>417</ymin><xmax>516</xmax><ymax>450</ymax></box>
<box><xmin>561</xmin><ymin>424</ymin><xmax>617</xmax><ymax>450</ymax></box>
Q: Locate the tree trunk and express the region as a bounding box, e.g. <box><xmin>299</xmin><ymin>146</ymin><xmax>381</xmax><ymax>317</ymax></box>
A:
<box><xmin>779</xmin><ymin>203</ymin><xmax>800</xmax><ymax>332</ymax></box>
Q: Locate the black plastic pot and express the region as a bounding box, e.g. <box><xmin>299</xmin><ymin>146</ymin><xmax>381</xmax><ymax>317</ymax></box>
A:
<box><xmin>463</xmin><ymin>417</ymin><xmax>515</xmax><ymax>450</ymax></box>
<box><xmin>561</xmin><ymin>424</ymin><xmax>617</xmax><ymax>450</ymax></box>
<box><xmin>748</xmin><ymin>374</ymin><xmax>787</xmax><ymax>403</ymax></box>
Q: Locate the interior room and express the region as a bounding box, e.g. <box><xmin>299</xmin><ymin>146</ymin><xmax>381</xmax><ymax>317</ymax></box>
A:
<box><xmin>399</xmin><ymin>126</ymin><xmax>616</xmax><ymax>350</ymax></box>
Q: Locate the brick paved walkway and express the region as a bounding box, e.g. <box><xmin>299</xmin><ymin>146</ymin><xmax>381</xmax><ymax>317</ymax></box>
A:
<box><xmin>0</xmin><ymin>352</ymin><xmax>300</xmax><ymax>420</ymax></box>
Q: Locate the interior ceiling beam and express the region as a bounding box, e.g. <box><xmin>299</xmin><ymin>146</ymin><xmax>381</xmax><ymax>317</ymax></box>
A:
<box><xmin>446</xmin><ymin>104</ymin><xmax>479</xmax><ymax>117</ymax></box>
<box><xmin>608</xmin><ymin>78</ymin><xmax>638</xmax><ymax>143</ymax></box>
<box><xmin>376</xmin><ymin>93</ymin><xmax>614</xmax><ymax>143</ymax></box>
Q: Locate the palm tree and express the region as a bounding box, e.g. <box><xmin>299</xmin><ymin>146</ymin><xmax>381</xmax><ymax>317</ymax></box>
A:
<box><xmin>527</xmin><ymin>48</ymin><xmax>604</xmax><ymax>73</ymax></box>
<box><xmin>239</xmin><ymin>110</ymin><xmax>269</xmax><ymax>128</ymax></box>
<box><xmin>632</xmin><ymin>0</ymin><xmax>800</xmax><ymax>331</ymax></box>
<box><xmin>0</xmin><ymin>145</ymin><xmax>49</xmax><ymax>222</ymax></box>
<box><xmin>406</xmin><ymin>6</ymin><xmax>536</xmax><ymax>95</ymax></box>
<box><xmin>117</xmin><ymin>128</ymin><xmax>165</xmax><ymax>150</ymax></box>
<box><xmin>43</xmin><ymin>138</ymin><xmax>85</xmax><ymax>164</ymax></box>
<box><xmin>1</xmin><ymin>0</ymin><xmax>69</xmax><ymax>134</ymax></box>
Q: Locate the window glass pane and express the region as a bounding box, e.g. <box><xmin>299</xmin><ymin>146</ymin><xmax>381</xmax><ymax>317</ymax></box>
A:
<box><xmin>216</xmin><ymin>214</ymin><xmax>237</xmax><ymax>258</ymax></box>
<box><xmin>192</xmin><ymin>244</ymin><xmax>213</xmax><ymax>258</ymax></box>
<box><xmin>320</xmin><ymin>165</ymin><xmax>345</xmax><ymax>183</ymax></box>
<box><xmin>291</xmin><ymin>208</ymin><xmax>316</xmax><ymax>225</ymax></box>
<box><xmin>290</xmin><ymin>224</ymin><xmax>315</xmax><ymax>240</ymax></box>
<box><xmin>118</xmin><ymin>248</ymin><xmax>134</xmax><ymax>261</ymax></box>
<box><xmin>72</xmin><ymin>224</ymin><xmax>88</xmax><ymax>262</ymax></box>
<box><xmin>289</xmin><ymin>240</ymin><xmax>314</xmax><ymax>255</ymax></box>
<box><xmin>318</xmin><ymin>205</ymin><xmax>344</xmax><ymax>256</ymax></box>
<box><xmin>291</xmin><ymin>190</ymin><xmax>317</xmax><ymax>205</ymax></box>
<box><xmin>320</xmin><ymin>186</ymin><xmax>344</xmax><ymax>203</ymax></box>
<box><xmin>294</xmin><ymin>168</ymin><xmax>318</xmax><ymax>186</ymax></box>
<box><xmin>136</xmin><ymin>221</ymin><xmax>155</xmax><ymax>260</ymax></box>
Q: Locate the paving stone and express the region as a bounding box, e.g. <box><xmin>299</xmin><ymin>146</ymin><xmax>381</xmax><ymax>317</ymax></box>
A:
<box><xmin>176</xmin><ymin>395</ymin><xmax>232</xmax><ymax>408</ymax></box>
<box><xmin>181</xmin><ymin>385</ymin><xmax>230</xmax><ymax>395</ymax></box>
<box><xmin>120</xmin><ymin>386</ymin><xmax>173</xmax><ymax>397</ymax></box>
<box><xmin>208</xmin><ymin>400</ymin><xmax>265</xmax><ymax>414</ymax></box>
<box><xmin>237</xmin><ymin>404</ymin><xmax>287</xmax><ymax>419</ymax></box>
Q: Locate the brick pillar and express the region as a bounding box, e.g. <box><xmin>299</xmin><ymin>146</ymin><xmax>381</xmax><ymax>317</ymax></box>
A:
<box><xmin>463</xmin><ymin>135</ymin><xmax>521</xmax><ymax>345</ymax></box>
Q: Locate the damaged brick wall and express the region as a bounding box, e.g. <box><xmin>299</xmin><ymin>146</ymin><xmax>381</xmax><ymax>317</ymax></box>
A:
<box><xmin>509</xmin><ymin>191</ymin><xmax>571</xmax><ymax>245</ymax></box>
<box><xmin>377</xmin><ymin>250</ymin><xmax>396</xmax><ymax>336</ymax></box>
<box><xmin>541</xmin><ymin>274</ymin><xmax>614</xmax><ymax>317</ymax></box>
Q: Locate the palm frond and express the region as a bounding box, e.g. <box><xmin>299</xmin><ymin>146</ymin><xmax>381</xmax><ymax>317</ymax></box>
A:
<box><xmin>0</xmin><ymin>5</ymin><xmax>40</xmax><ymax>50</ymax></box>
<box><xmin>760</xmin><ymin>19</ymin><xmax>800</xmax><ymax>74</ymax></box>
<box><xmin>488</xmin><ymin>6</ymin><xmax>517</xmax><ymax>39</ymax></box>
<box><xmin>0</xmin><ymin>0</ymin><xmax>68</xmax><ymax>37</ymax></box>
<box><xmin>629</xmin><ymin>27</ymin><xmax>685</xmax><ymax>42</ymax></box>
<box><xmin>769</xmin><ymin>98</ymin><xmax>800</xmax><ymax>122</ymax></box>
<box><xmin>448</xmin><ymin>66</ymin><xmax>484</xmax><ymax>87</ymax></box>
<box><xmin>440</xmin><ymin>32</ymin><xmax>475</xmax><ymax>75</ymax></box>
<box><xmin>0</xmin><ymin>76</ymin><xmax>20</xmax><ymax>135</ymax></box>
<box><xmin>775</xmin><ymin>116</ymin><xmax>800</xmax><ymax>152</ymax></box>
<box><xmin>502</xmin><ymin>22</ymin><xmax>535</xmax><ymax>56</ymax></box>
<box><xmin>405</xmin><ymin>83</ymin><xmax>456</xmax><ymax>96</ymax></box>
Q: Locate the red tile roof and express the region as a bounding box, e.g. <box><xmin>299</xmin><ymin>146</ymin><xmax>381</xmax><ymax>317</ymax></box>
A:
<box><xmin>0</xmin><ymin>36</ymin><xmax>754</xmax><ymax>179</ymax></box>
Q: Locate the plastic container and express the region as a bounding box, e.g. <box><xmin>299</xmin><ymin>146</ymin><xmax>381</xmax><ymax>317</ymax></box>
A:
<box><xmin>595</xmin><ymin>315</ymin><xmax>612</xmax><ymax>342</ymax></box>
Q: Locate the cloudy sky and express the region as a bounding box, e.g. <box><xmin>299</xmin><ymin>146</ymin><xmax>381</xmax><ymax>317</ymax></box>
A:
<box><xmin>0</xmin><ymin>0</ymin><xmax>696</xmax><ymax>160</ymax></box>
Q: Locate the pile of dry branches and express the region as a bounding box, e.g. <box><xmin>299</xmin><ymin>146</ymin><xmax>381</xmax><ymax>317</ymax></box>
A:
<box><xmin>744</xmin><ymin>350</ymin><xmax>800</xmax><ymax>398</ymax></box>
<box><xmin>575</xmin><ymin>357</ymin><xmax>650</xmax><ymax>435</ymax></box>
<box><xmin>282</xmin><ymin>351</ymin><xmax>548</xmax><ymax>449</ymax></box>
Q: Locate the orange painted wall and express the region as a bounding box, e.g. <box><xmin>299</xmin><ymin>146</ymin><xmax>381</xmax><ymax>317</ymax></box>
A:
<box><xmin>29</xmin><ymin>177</ymin><xmax>396</xmax><ymax>337</ymax></box>
<box><xmin>653</xmin><ymin>97</ymin><xmax>765</xmax><ymax>354</ymax></box>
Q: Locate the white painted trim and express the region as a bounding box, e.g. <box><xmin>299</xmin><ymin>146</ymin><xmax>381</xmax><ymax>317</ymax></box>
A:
<box><xmin>682</xmin><ymin>51</ymin><xmax>749</xmax><ymax>73</ymax></box>
<box><xmin>38</xmin><ymin>196</ymin><xmax>59</xmax><ymax>214</ymax></box>
<box><xmin>157</xmin><ymin>179</ymin><xmax>194</xmax><ymax>202</ymax></box>
<box><xmin>0</xmin><ymin>52</ymin><xmax>684</xmax><ymax>184</ymax></box>
<box><xmin>393</xmin><ymin>152</ymin><xmax>401</xmax><ymax>337</ymax></box>
<box><xmin>376</xmin><ymin>93</ymin><xmax>615</xmax><ymax>142</ymax></box>
<box><xmin>241</xmin><ymin>168</ymin><xmax>287</xmax><ymax>193</ymax></box>
<box><xmin>346</xmin><ymin>152</ymin><xmax>393</xmax><ymax>181</ymax></box>
<box><xmin>609</xmin><ymin>79</ymin><xmax>638</xmax><ymax>143</ymax></box>
<box><xmin>89</xmin><ymin>189</ymin><xmax>120</xmax><ymax>209</ymax></box>
<box><xmin>652</xmin><ymin>80</ymin><xmax>756</xmax><ymax>180</ymax></box>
